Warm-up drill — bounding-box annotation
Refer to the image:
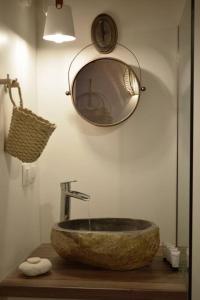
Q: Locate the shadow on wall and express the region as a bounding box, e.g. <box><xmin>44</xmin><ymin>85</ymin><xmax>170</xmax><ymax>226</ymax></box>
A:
<box><xmin>40</xmin><ymin>202</ymin><xmax>54</xmax><ymax>243</ymax></box>
<box><xmin>119</xmin><ymin>67</ymin><xmax>176</xmax><ymax>167</ymax></box>
<box><xmin>0</xmin><ymin>0</ymin><xmax>35</xmax><ymax>47</ymax></box>
<box><xmin>68</xmin><ymin>67</ymin><xmax>175</xmax><ymax>164</ymax></box>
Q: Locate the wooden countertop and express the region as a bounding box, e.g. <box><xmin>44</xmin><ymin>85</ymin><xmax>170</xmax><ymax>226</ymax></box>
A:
<box><xmin>0</xmin><ymin>244</ymin><xmax>187</xmax><ymax>300</ymax></box>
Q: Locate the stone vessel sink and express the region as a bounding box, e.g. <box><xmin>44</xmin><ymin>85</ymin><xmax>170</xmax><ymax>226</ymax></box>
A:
<box><xmin>51</xmin><ymin>218</ymin><xmax>160</xmax><ymax>270</ymax></box>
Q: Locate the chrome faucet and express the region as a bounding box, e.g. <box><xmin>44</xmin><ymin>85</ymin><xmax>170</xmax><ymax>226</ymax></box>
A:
<box><xmin>60</xmin><ymin>180</ymin><xmax>90</xmax><ymax>221</ymax></box>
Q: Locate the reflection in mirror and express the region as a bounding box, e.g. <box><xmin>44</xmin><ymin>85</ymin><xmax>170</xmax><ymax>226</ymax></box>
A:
<box><xmin>72</xmin><ymin>58</ymin><xmax>140</xmax><ymax>126</ymax></box>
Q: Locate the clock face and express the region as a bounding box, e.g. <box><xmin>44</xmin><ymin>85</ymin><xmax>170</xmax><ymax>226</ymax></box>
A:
<box><xmin>91</xmin><ymin>14</ymin><xmax>118</xmax><ymax>54</ymax></box>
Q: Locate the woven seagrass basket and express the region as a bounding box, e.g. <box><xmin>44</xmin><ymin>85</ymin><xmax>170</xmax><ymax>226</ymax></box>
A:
<box><xmin>5</xmin><ymin>84</ymin><xmax>56</xmax><ymax>163</ymax></box>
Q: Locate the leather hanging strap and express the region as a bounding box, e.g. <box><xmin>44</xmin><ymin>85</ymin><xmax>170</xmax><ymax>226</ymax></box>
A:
<box><xmin>56</xmin><ymin>0</ymin><xmax>63</xmax><ymax>9</ymax></box>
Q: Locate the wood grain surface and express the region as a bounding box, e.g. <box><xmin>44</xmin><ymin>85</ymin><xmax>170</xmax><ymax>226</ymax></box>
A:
<box><xmin>0</xmin><ymin>244</ymin><xmax>187</xmax><ymax>300</ymax></box>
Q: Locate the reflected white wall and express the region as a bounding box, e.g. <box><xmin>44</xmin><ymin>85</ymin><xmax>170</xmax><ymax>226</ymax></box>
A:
<box><xmin>36</xmin><ymin>0</ymin><xmax>184</xmax><ymax>244</ymax></box>
<box><xmin>177</xmin><ymin>0</ymin><xmax>191</xmax><ymax>247</ymax></box>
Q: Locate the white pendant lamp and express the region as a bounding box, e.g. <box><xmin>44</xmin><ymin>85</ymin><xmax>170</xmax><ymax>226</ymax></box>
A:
<box><xmin>43</xmin><ymin>0</ymin><xmax>76</xmax><ymax>43</ymax></box>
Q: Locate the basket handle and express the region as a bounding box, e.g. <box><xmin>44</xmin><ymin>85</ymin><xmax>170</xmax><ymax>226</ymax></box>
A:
<box><xmin>8</xmin><ymin>81</ymin><xmax>23</xmax><ymax>108</ymax></box>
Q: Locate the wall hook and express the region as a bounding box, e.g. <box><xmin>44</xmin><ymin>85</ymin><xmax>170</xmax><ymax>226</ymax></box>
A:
<box><xmin>0</xmin><ymin>74</ymin><xmax>20</xmax><ymax>91</ymax></box>
<box><xmin>0</xmin><ymin>74</ymin><xmax>22</xmax><ymax>106</ymax></box>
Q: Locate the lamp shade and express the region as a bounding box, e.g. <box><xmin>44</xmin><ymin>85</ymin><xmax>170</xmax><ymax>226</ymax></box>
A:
<box><xmin>43</xmin><ymin>5</ymin><xmax>76</xmax><ymax>43</ymax></box>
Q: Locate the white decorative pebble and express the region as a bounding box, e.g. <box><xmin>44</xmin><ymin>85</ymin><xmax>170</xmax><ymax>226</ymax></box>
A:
<box><xmin>19</xmin><ymin>257</ymin><xmax>52</xmax><ymax>277</ymax></box>
<box><xmin>27</xmin><ymin>257</ymin><xmax>41</xmax><ymax>264</ymax></box>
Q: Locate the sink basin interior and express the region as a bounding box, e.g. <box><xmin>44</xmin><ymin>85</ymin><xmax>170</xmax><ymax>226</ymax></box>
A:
<box><xmin>58</xmin><ymin>218</ymin><xmax>153</xmax><ymax>232</ymax></box>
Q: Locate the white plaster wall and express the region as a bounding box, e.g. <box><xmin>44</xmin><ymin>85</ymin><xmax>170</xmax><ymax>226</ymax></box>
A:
<box><xmin>37</xmin><ymin>0</ymin><xmax>184</xmax><ymax>244</ymax></box>
<box><xmin>0</xmin><ymin>0</ymin><xmax>40</xmax><ymax>280</ymax></box>
<box><xmin>192</xmin><ymin>0</ymin><xmax>200</xmax><ymax>298</ymax></box>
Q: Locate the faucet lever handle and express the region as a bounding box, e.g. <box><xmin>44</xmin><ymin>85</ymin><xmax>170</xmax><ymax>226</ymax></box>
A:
<box><xmin>60</xmin><ymin>180</ymin><xmax>77</xmax><ymax>191</ymax></box>
<box><xmin>61</xmin><ymin>180</ymin><xmax>77</xmax><ymax>184</ymax></box>
<box><xmin>66</xmin><ymin>180</ymin><xmax>77</xmax><ymax>184</ymax></box>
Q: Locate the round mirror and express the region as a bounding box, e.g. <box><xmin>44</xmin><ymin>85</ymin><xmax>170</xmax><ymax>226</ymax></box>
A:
<box><xmin>72</xmin><ymin>58</ymin><xmax>140</xmax><ymax>126</ymax></box>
